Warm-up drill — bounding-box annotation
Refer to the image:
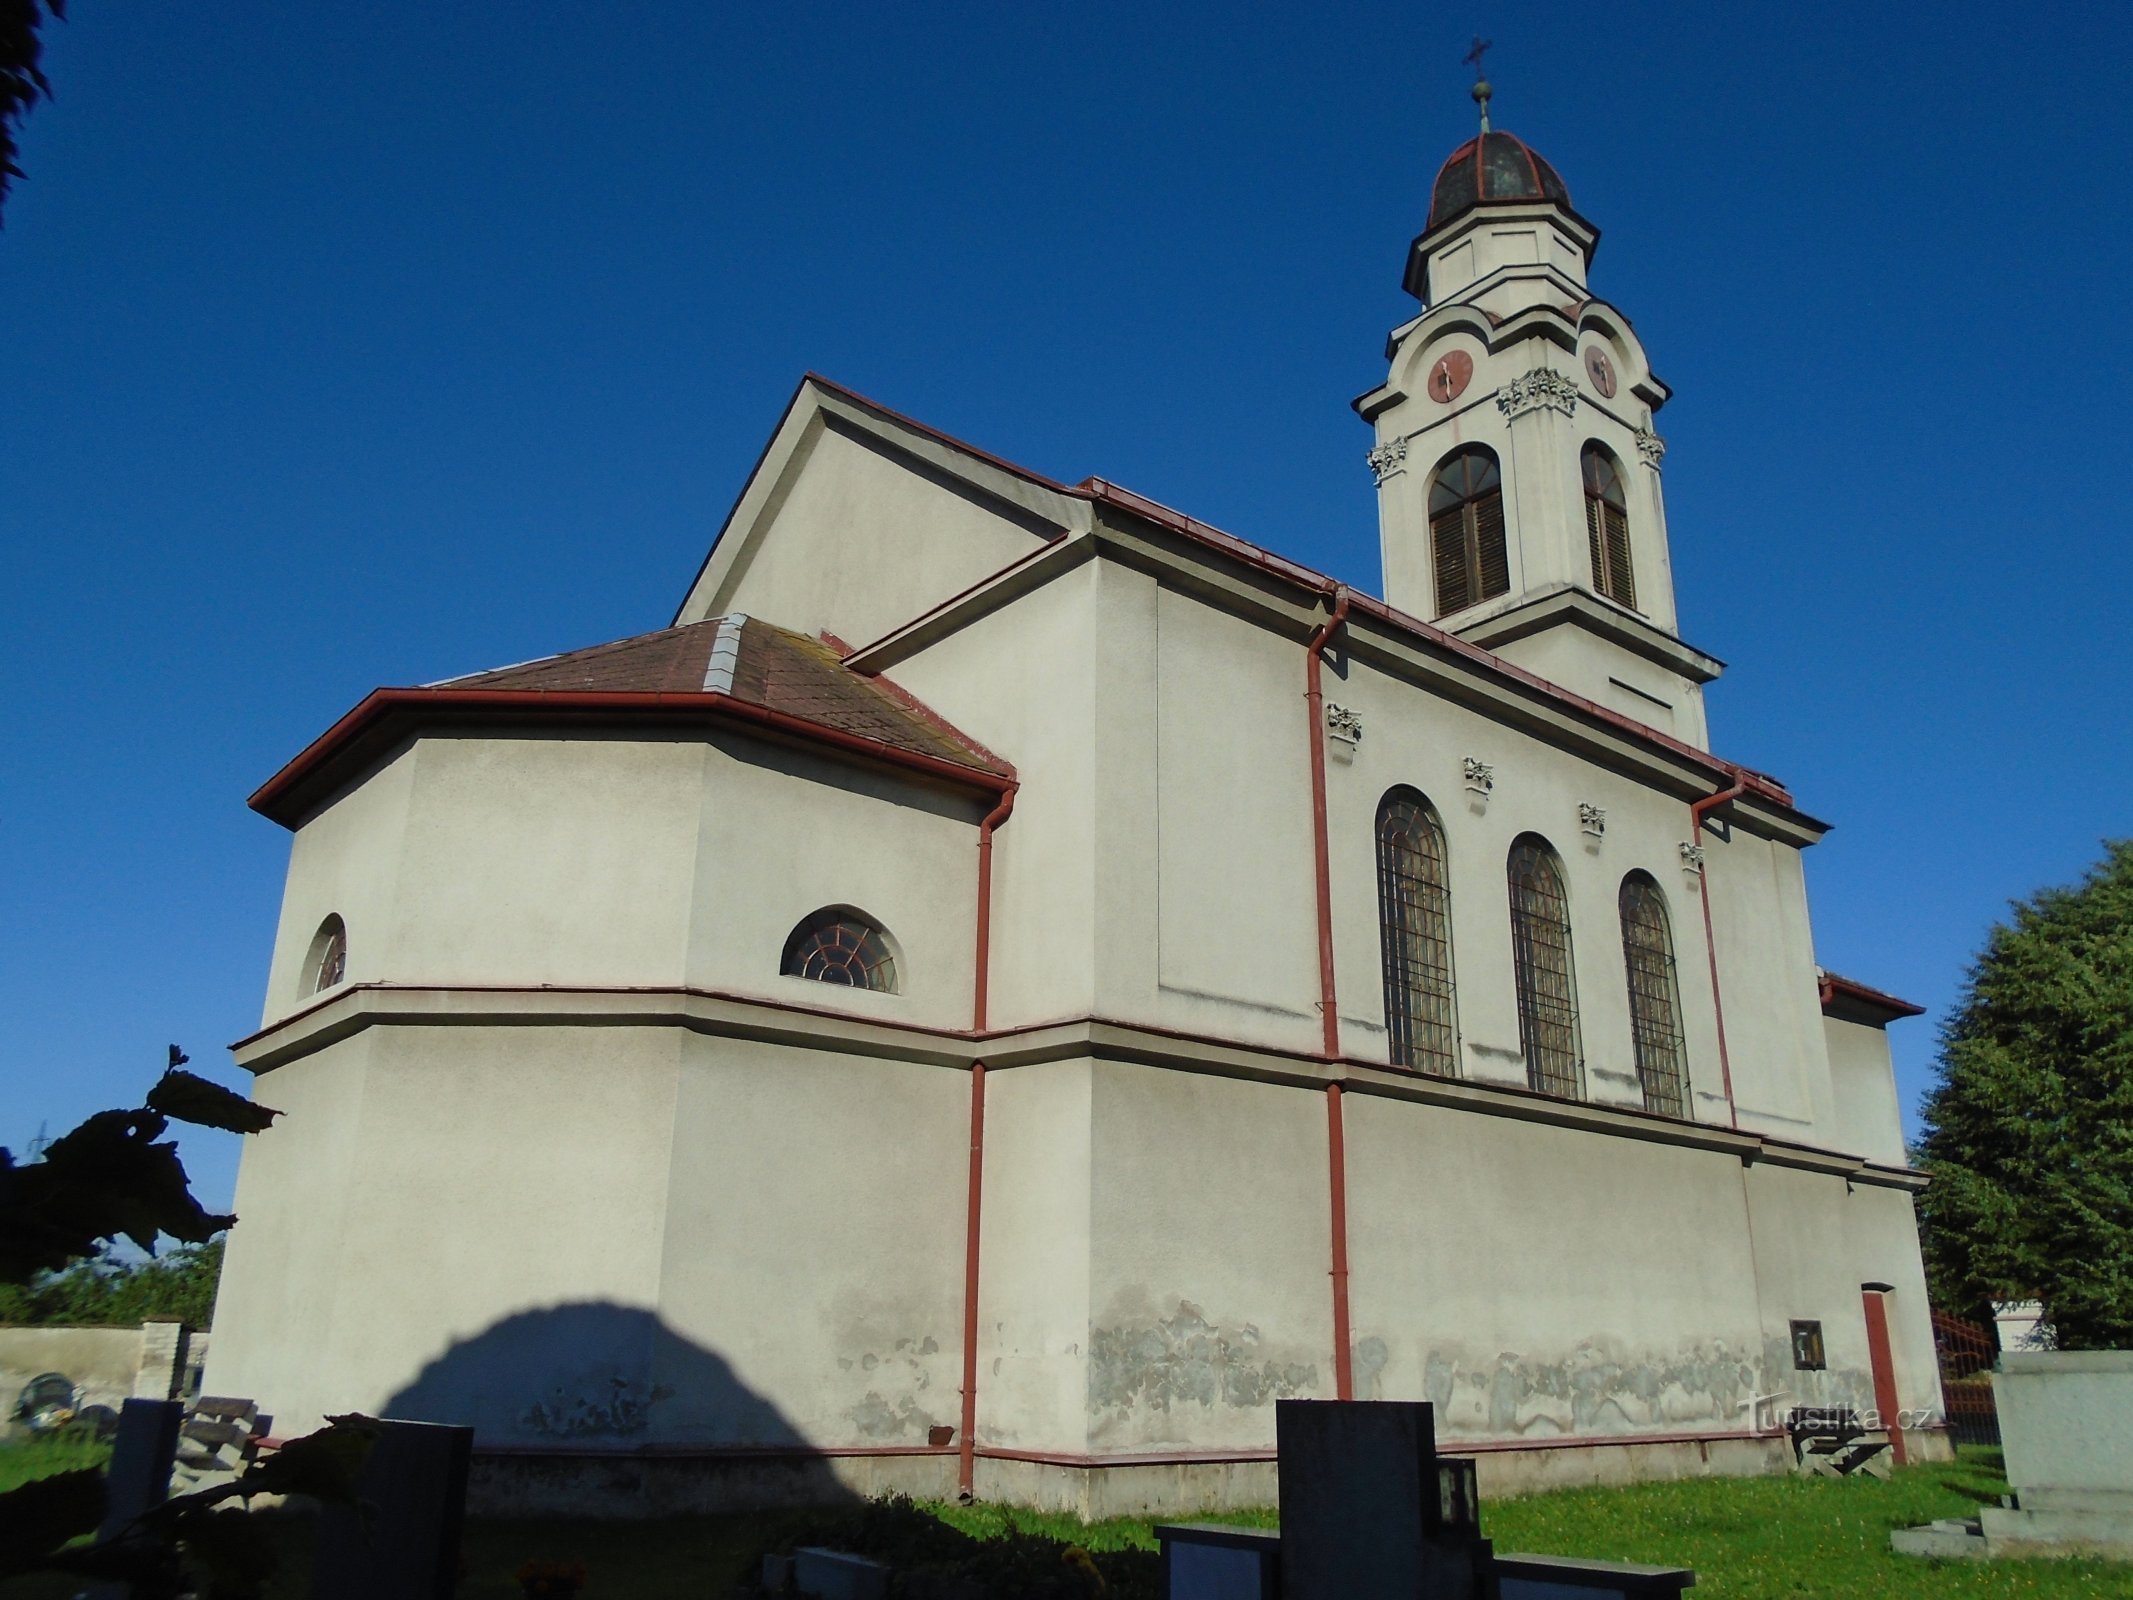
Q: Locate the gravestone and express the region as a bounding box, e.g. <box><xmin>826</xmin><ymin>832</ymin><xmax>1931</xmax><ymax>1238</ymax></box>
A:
<box><xmin>310</xmin><ymin>1418</ymin><xmax>473</xmax><ymax>1600</ymax></box>
<box><xmin>1275</xmin><ymin>1400</ymin><xmax>1487</xmax><ymax>1600</ymax></box>
<box><xmin>82</xmin><ymin>1398</ymin><xmax>184</xmax><ymax>1600</ymax></box>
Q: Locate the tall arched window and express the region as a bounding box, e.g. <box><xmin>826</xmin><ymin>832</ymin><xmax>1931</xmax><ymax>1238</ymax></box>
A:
<box><xmin>1507</xmin><ymin>837</ymin><xmax>1582</xmax><ymax>1098</ymax></box>
<box><xmin>1429</xmin><ymin>447</ymin><xmax>1509</xmax><ymax>618</ymax></box>
<box><xmin>1581</xmin><ymin>443</ymin><xmax>1636</xmax><ymax>609</ymax></box>
<box><xmin>306</xmin><ymin>915</ymin><xmax>347</xmax><ymax>995</ymax></box>
<box><xmin>781</xmin><ymin>907</ymin><xmax>899</xmax><ymax>992</ymax></box>
<box><xmin>1376</xmin><ymin>788</ymin><xmax>1457</xmax><ymax>1075</ymax></box>
<box><xmin>1619</xmin><ymin>873</ymin><xmax>1689</xmax><ymax>1117</ymax></box>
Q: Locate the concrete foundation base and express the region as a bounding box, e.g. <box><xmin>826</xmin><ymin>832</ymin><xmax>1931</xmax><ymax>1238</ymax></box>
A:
<box><xmin>467</xmin><ymin>1433</ymin><xmax>1802</xmax><ymax>1520</ymax></box>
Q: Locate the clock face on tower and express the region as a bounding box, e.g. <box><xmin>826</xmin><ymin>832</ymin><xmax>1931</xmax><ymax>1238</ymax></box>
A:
<box><xmin>1583</xmin><ymin>346</ymin><xmax>1618</xmax><ymax>399</ymax></box>
<box><xmin>1427</xmin><ymin>350</ymin><xmax>1474</xmax><ymax>404</ymax></box>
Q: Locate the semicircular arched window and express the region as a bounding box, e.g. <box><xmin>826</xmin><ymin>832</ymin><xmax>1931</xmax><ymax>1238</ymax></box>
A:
<box><xmin>1581</xmin><ymin>443</ymin><xmax>1636</xmax><ymax>609</ymax></box>
<box><xmin>1507</xmin><ymin>837</ymin><xmax>1582</xmax><ymax>1099</ymax></box>
<box><xmin>1376</xmin><ymin>788</ymin><xmax>1458</xmax><ymax>1076</ymax></box>
<box><xmin>307</xmin><ymin>915</ymin><xmax>348</xmax><ymax>995</ymax></box>
<box><xmin>781</xmin><ymin>908</ymin><xmax>899</xmax><ymax>993</ymax></box>
<box><xmin>1619</xmin><ymin>872</ymin><xmax>1689</xmax><ymax>1118</ymax></box>
<box><xmin>1429</xmin><ymin>446</ymin><xmax>1509</xmax><ymax>618</ymax></box>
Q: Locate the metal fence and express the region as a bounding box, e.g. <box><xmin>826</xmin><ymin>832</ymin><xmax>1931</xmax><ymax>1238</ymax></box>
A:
<box><xmin>1932</xmin><ymin>1309</ymin><xmax>2000</xmax><ymax>1447</ymax></box>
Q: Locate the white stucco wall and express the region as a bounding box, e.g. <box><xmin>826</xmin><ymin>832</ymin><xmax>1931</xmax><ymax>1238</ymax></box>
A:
<box><xmin>655</xmin><ymin>1034</ymin><xmax>968</xmax><ymax>1449</ymax></box>
<box><xmin>208</xmin><ymin>1025</ymin><xmax>682</xmax><ymax>1438</ymax></box>
<box><xmin>261</xmin><ymin>729</ymin><xmax>981</xmax><ymax>1033</ymax></box>
<box><xmin>683</xmin><ymin>409</ymin><xmax>1055</xmax><ymax>650</ymax></box>
<box><xmin>1083</xmin><ymin>1063</ymin><xmax>1335</xmax><ymax>1452</ymax></box>
<box><xmin>1824</xmin><ymin>1017</ymin><xmax>1910</xmax><ymax>1168</ymax></box>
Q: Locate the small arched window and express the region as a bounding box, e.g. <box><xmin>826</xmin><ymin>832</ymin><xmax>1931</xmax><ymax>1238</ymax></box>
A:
<box><xmin>307</xmin><ymin>915</ymin><xmax>347</xmax><ymax>995</ymax></box>
<box><xmin>1507</xmin><ymin>837</ymin><xmax>1581</xmax><ymax>1098</ymax></box>
<box><xmin>1376</xmin><ymin>789</ymin><xmax>1457</xmax><ymax>1075</ymax></box>
<box><xmin>781</xmin><ymin>908</ymin><xmax>899</xmax><ymax>992</ymax></box>
<box><xmin>1429</xmin><ymin>447</ymin><xmax>1510</xmax><ymax>618</ymax></box>
<box><xmin>1581</xmin><ymin>444</ymin><xmax>1636</xmax><ymax>609</ymax></box>
<box><xmin>1619</xmin><ymin>873</ymin><xmax>1689</xmax><ymax>1117</ymax></box>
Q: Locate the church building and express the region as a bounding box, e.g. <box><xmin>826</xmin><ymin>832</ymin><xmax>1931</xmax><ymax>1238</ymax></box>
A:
<box><xmin>205</xmin><ymin>93</ymin><xmax>1946</xmax><ymax>1515</ymax></box>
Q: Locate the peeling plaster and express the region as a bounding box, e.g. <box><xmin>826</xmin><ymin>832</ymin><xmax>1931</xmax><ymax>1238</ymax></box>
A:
<box><xmin>1402</xmin><ymin>1335</ymin><xmax>1876</xmax><ymax>1439</ymax></box>
<box><xmin>1090</xmin><ymin>1297</ymin><xmax>1318</xmax><ymax>1422</ymax></box>
<box><xmin>520</xmin><ymin>1374</ymin><xmax>673</xmax><ymax>1438</ymax></box>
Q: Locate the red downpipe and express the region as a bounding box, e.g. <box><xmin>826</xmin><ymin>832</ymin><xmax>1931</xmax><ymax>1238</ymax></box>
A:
<box><xmin>1690</xmin><ymin>778</ymin><xmax>1748</xmax><ymax>1129</ymax></box>
<box><xmin>1302</xmin><ymin>588</ymin><xmax>1355</xmax><ymax>1402</ymax></box>
<box><xmin>959</xmin><ymin>784</ymin><xmax>1016</xmax><ymax>1499</ymax></box>
<box><xmin>1303</xmin><ymin>586</ymin><xmax>1351</xmax><ymax>1060</ymax></box>
<box><xmin>1325</xmin><ymin>1082</ymin><xmax>1355</xmax><ymax>1400</ymax></box>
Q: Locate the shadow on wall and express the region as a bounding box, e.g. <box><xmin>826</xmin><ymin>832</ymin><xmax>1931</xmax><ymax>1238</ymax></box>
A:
<box><xmin>385</xmin><ymin>1300</ymin><xmax>806</xmax><ymax>1451</ymax></box>
<box><xmin>382</xmin><ymin>1302</ymin><xmax>872</xmax><ymax>1515</ymax></box>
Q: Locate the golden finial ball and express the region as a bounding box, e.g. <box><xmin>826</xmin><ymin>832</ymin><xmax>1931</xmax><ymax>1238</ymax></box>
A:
<box><xmin>1471</xmin><ymin>79</ymin><xmax>1493</xmax><ymax>104</ymax></box>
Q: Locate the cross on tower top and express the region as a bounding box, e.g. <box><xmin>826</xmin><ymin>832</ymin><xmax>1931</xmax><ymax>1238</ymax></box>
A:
<box><xmin>1464</xmin><ymin>37</ymin><xmax>1495</xmax><ymax>132</ymax></box>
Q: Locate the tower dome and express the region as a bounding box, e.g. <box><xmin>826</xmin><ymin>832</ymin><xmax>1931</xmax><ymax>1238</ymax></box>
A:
<box><xmin>1426</xmin><ymin>130</ymin><xmax>1573</xmax><ymax>232</ymax></box>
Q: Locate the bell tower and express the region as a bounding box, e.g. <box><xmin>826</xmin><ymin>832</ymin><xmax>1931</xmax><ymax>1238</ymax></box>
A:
<box><xmin>1353</xmin><ymin>74</ymin><xmax>1721</xmax><ymax>748</ymax></box>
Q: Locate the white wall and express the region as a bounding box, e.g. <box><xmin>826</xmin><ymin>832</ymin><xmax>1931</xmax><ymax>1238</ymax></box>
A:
<box><xmin>1824</xmin><ymin>1018</ymin><xmax>1910</xmax><ymax>1167</ymax></box>
<box><xmin>262</xmin><ymin>729</ymin><xmax>983</xmax><ymax>1033</ymax></box>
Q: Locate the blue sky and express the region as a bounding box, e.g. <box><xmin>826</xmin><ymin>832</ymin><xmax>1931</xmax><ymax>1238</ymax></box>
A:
<box><xmin>4</xmin><ymin>2</ymin><xmax>2129</xmax><ymax>1215</ymax></box>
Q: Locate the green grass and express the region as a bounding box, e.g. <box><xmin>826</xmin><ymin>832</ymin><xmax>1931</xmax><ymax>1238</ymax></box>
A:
<box><xmin>1468</xmin><ymin>1448</ymin><xmax>2126</xmax><ymax>1598</ymax></box>
<box><xmin>0</xmin><ymin>1432</ymin><xmax>110</xmax><ymax>1494</ymax></box>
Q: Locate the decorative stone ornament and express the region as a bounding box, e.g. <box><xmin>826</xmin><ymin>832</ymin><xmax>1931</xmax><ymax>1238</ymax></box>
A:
<box><xmin>1634</xmin><ymin>427</ymin><xmax>1667</xmax><ymax>467</ymax></box>
<box><xmin>1578</xmin><ymin>803</ymin><xmax>1606</xmax><ymax>837</ymax></box>
<box><xmin>1365</xmin><ymin>439</ymin><xmax>1408</xmax><ymax>485</ymax></box>
<box><xmin>1325</xmin><ymin>704</ymin><xmax>1363</xmax><ymax>762</ymax></box>
<box><xmin>1495</xmin><ymin>367</ymin><xmax>1580</xmax><ymax>420</ymax></box>
<box><xmin>1679</xmin><ymin>841</ymin><xmax>1705</xmax><ymax>871</ymax></box>
<box><xmin>1462</xmin><ymin>757</ymin><xmax>1495</xmax><ymax>795</ymax></box>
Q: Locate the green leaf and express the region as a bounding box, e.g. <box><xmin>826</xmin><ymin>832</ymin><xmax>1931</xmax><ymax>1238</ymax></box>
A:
<box><xmin>146</xmin><ymin>1070</ymin><xmax>281</xmax><ymax>1135</ymax></box>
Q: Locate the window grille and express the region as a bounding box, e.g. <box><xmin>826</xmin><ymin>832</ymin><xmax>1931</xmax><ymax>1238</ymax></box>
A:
<box><xmin>1619</xmin><ymin>873</ymin><xmax>1689</xmax><ymax>1117</ymax></box>
<box><xmin>1429</xmin><ymin>447</ymin><xmax>1510</xmax><ymax>617</ymax></box>
<box><xmin>1376</xmin><ymin>789</ymin><xmax>1457</xmax><ymax>1075</ymax></box>
<box><xmin>1507</xmin><ymin>838</ymin><xmax>1581</xmax><ymax>1097</ymax></box>
<box><xmin>781</xmin><ymin>909</ymin><xmax>898</xmax><ymax>992</ymax></box>
<box><xmin>1581</xmin><ymin>444</ymin><xmax>1636</xmax><ymax>609</ymax></box>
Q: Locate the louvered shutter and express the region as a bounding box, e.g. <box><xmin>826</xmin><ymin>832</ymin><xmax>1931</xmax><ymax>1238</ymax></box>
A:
<box><xmin>1473</xmin><ymin>489</ymin><xmax>1509</xmax><ymax>601</ymax></box>
<box><xmin>1603</xmin><ymin>502</ymin><xmax>1635</xmax><ymax>609</ymax></box>
<box><xmin>1432</xmin><ymin>507</ymin><xmax>1471</xmax><ymax>615</ymax></box>
<box><xmin>1585</xmin><ymin>493</ymin><xmax>1607</xmax><ymax>593</ymax></box>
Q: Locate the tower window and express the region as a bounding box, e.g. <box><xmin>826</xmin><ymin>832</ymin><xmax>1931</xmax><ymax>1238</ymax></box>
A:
<box><xmin>306</xmin><ymin>915</ymin><xmax>347</xmax><ymax>995</ymax></box>
<box><xmin>1429</xmin><ymin>447</ymin><xmax>1509</xmax><ymax>618</ymax></box>
<box><xmin>1619</xmin><ymin>872</ymin><xmax>1689</xmax><ymax>1117</ymax></box>
<box><xmin>1507</xmin><ymin>837</ymin><xmax>1581</xmax><ymax>1098</ymax></box>
<box><xmin>1581</xmin><ymin>444</ymin><xmax>1636</xmax><ymax>609</ymax></box>
<box><xmin>1376</xmin><ymin>788</ymin><xmax>1457</xmax><ymax>1076</ymax></box>
<box><xmin>781</xmin><ymin>908</ymin><xmax>899</xmax><ymax>992</ymax></box>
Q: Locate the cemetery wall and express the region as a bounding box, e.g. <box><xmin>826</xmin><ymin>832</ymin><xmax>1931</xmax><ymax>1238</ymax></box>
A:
<box><xmin>0</xmin><ymin>1325</ymin><xmax>148</xmax><ymax>1414</ymax></box>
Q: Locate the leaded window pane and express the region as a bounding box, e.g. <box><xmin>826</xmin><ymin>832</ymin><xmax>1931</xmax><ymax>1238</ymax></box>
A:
<box><xmin>1377</xmin><ymin>790</ymin><xmax>1457</xmax><ymax>1075</ymax></box>
<box><xmin>1619</xmin><ymin>875</ymin><xmax>1689</xmax><ymax>1118</ymax></box>
<box><xmin>1508</xmin><ymin>839</ymin><xmax>1582</xmax><ymax>1098</ymax></box>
